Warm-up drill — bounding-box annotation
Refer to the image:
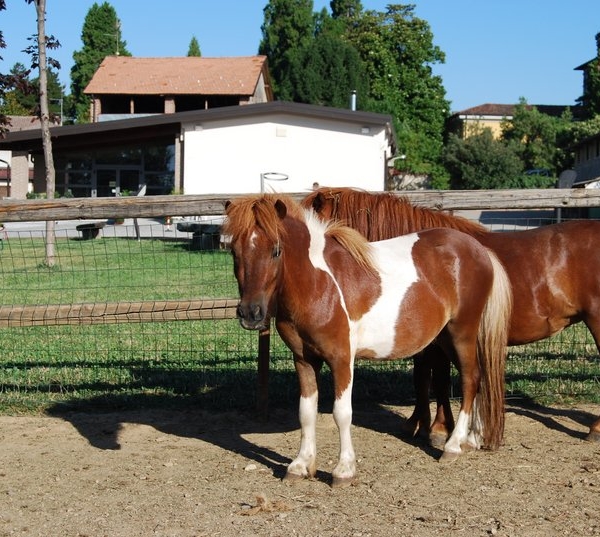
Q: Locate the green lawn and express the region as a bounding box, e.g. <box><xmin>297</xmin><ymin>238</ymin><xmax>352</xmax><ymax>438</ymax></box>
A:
<box><xmin>0</xmin><ymin>236</ymin><xmax>599</xmax><ymax>414</ymax></box>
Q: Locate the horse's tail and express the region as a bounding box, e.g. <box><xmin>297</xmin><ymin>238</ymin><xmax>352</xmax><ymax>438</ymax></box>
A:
<box><xmin>477</xmin><ymin>250</ymin><xmax>512</xmax><ymax>450</ymax></box>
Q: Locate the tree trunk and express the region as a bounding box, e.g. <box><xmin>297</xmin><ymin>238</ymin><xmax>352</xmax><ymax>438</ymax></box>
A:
<box><xmin>34</xmin><ymin>0</ymin><xmax>56</xmax><ymax>266</ymax></box>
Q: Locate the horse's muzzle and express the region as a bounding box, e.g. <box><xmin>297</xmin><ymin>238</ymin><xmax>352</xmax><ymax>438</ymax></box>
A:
<box><xmin>236</xmin><ymin>302</ymin><xmax>269</xmax><ymax>331</ymax></box>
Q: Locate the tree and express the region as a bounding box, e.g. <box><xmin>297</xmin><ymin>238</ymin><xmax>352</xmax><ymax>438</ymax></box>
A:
<box><xmin>0</xmin><ymin>1</ymin><xmax>39</xmax><ymax>134</ymax></box>
<box><xmin>330</xmin><ymin>0</ymin><xmax>363</xmax><ymax>19</ymax></box>
<box><xmin>288</xmin><ymin>31</ymin><xmax>368</xmax><ymax>108</ymax></box>
<box><xmin>187</xmin><ymin>36</ymin><xmax>201</xmax><ymax>57</ymax></box>
<box><xmin>26</xmin><ymin>0</ymin><xmax>60</xmax><ymax>265</ymax></box>
<box><xmin>443</xmin><ymin>130</ymin><xmax>524</xmax><ymax>189</ymax></box>
<box><xmin>259</xmin><ymin>0</ymin><xmax>315</xmax><ymax>100</ymax></box>
<box><xmin>342</xmin><ymin>5</ymin><xmax>449</xmax><ymax>187</ymax></box>
<box><xmin>5</xmin><ymin>64</ymin><xmax>64</xmax><ymax>119</ymax></box>
<box><xmin>501</xmin><ymin>99</ymin><xmax>574</xmax><ymax>181</ymax></box>
<box><xmin>70</xmin><ymin>2</ymin><xmax>130</xmax><ymax>123</ymax></box>
<box><xmin>578</xmin><ymin>33</ymin><xmax>600</xmax><ymax>119</ymax></box>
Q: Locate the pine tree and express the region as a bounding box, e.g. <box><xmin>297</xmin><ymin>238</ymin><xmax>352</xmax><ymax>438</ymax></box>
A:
<box><xmin>69</xmin><ymin>2</ymin><xmax>130</xmax><ymax>123</ymax></box>
<box><xmin>187</xmin><ymin>36</ymin><xmax>201</xmax><ymax>57</ymax></box>
<box><xmin>259</xmin><ymin>0</ymin><xmax>315</xmax><ymax>100</ymax></box>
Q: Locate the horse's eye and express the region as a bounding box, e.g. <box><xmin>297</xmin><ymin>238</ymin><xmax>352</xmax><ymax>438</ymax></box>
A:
<box><xmin>273</xmin><ymin>244</ymin><xmax>281</xmax><ymax>258</ymax></box>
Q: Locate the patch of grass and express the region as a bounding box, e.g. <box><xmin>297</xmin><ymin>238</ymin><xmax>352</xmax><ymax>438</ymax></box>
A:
<box><xmin>1</xmin><ymin>236</ymin><xmax>600</xmax><ymax>414</ymax></box>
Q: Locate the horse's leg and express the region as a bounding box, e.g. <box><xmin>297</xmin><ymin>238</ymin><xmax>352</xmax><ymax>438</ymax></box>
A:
<box><xmin>330</xmin><ymin>360</ymin><xmax>356</xmax><ymax>488</ymax></box>
<box><xmin>403</xmin><ymin>351</ymin><xmax>433</xmax><ymax>438</ymax></box>
<box><xmin>285</xmin><ymin>354</ymin><xmax>323</xmax><ymax>481</ymax></box>
<box><xmin>588</xmin><ymin>417</ymin><xmax>600</xmax><ymax>442</ymax></box>
<box><xmin>429</xmin><ymin>347</ymin><xmax>455</xmax><ymax>449</ymax></box>
<box><xmin>440</xmin><ymin>343</ymin><xmax>480</xmax><ymax>461</ymax></box>
<box><xmin>582</xmin><ymin>319</ymin><xmax>600</xmax><ymax>442</ymax></box>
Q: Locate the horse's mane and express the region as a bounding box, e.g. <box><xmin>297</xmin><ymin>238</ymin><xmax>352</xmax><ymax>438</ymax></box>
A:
<box><xmin>303</xmin><ymin>187</ymin><xmax>489</xmax><ymax>241</ymax></box>
<box><xmin>304</xmin><ymin>210</ymin><xmax>376</xmax><ymax>274</ymax></box>
<box><xmin>223</xmin><ymin>194</ymin><xmax>301</xmax><ymax>245</ymax></box>
<box><xmin>224</xmin><ymin>194</ymin><xmax>376</xmax><ymax>274</ymax></box>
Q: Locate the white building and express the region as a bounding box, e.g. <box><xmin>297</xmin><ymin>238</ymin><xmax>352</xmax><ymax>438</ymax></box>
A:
<box><xmin>0</xmin><ymin>102</ymin><xmax>396</xmax><ymax>199</ymax></box>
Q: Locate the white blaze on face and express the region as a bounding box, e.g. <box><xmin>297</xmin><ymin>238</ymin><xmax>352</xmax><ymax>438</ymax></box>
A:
<box><xmin>249</xmin><ymin>230</ymin><xmax>259</xmax><ymax>249</ymax></box>
<box><xmin>305</xmin><ymin>210</ymin><xmax>420</xmax><ymax>359</ymax></box>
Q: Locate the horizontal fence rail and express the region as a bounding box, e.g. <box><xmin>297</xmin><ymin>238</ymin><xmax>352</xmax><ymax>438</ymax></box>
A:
<box><xmin>0</xmin><ymin>299</ymin><xmax>239</xmax><ymax>327</ymax></box>
<box><xmin>1</xmin><ymin>188</ymin><xmax>600</xmax><ymax>222</ymax></box>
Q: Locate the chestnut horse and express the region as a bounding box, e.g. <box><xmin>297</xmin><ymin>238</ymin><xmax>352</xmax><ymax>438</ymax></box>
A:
<box><xmin>303</xmin><ymin>186</ymin><xmax>600</xmax><ymax>444</ymax></box>
<box><xmin>224</xmin><ymin>194</ymin><xmax>511</xmax><ymax>486</ymax></box>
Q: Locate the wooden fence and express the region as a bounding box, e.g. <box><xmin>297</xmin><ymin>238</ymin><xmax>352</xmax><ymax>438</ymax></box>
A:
<box><xmin>1</xmin><ymin>188</ymin><xmax>600</xmax><ymax>414</ymax></box>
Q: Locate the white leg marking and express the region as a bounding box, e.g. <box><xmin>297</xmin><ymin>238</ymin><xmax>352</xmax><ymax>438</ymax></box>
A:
<box><xmin>287</xmin><ymin>393</ymin><xmax>318</xmax><ymax>478</ymax></box>
<box><xmin>332</xmin><ymin>384</ymin><xmax>356</xmax><ymax>481</ymax></box>
<box><xmin>466</xmin><ymin>396</ymin><xmax>484</xmax><ymax>449</ymax></box>
<box><xmin>444</xmin><ymin>409</ymin><xmax>471</xmax><ymax>455</ymax></box>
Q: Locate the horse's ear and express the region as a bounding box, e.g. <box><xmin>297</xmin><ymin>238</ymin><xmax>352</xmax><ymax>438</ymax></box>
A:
<box><xmin>311</xmin><ymin>192</ymin><xmax>325</xmax><ymax>213</ymax></box>
<box><xmin>274</xmin><ymin>199</ymin><xmax>287</xmax><ymax>219</ymax></box>
<box><xmin>224</xmin><ymin>200</ymin><xmax>232</xmax><ymax>211</ymax></box>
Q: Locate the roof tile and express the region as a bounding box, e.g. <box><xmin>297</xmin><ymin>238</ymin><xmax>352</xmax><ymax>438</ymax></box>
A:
<box><xmin>84</xmin><ymin>56</ymin><xmax>268</xmax><ymax>96</ymax></box>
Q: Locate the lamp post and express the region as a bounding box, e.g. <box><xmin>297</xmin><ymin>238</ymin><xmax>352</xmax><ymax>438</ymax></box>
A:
<box><xmin>50</xmin><ymin>97</ymin><xmax>63</xmax><ymax>125</ymax></box>
<box><xmin>260</xmin><ymin>172</ymin><xmax>288</xmax><ymax>193</ymax></box>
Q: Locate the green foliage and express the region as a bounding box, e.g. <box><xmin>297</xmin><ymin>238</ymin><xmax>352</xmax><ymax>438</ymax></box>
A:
<box><xmin>187</xmin><ymin>36</ymin><xmax>201</xmax><ymax>57</ymax></box>
<box><xmin>259</xmin><ymin>0</ymin><xmax>315</xmax><ymax>100</ymax></box>
<box><xmin>260</xmin><ymin>2</ymin><xmax>449</xmax><ymax>188</ymax></box>
<box><xmin>69</xmin><ymin>2</ymin><xmax>130</xmax><ymax>123</ymax></box>
<box><xmin>330</xmin><ymin>0</ymin><xmax>363</xmax><ymax>19</ymax></box>
<box><xmin>443</xmin><ymin>130</ymin><xmax>525</xmax><ymax>189</ymax></box>
<box><xmin>289</xmin><ymin>31</ymin><xmax>368</xmax><ymax>107</ymax></box>
<box><xmin>578</xmin><ymin>33</ymin><xmax>600</xmax><ymax>118</ymax></box>
<box><xmin>501</xmin><ymin>99</ymin><xmax>571</xmax><ymax>176</ymax></box>
<box><xmin>3</xmin><ymin>64</ymin><xmax>64</xmax><ymax>120</ymax></box>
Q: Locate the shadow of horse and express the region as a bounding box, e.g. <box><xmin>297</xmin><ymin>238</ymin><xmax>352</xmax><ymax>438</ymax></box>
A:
<box><xmin>43</xmin><ymin>370</ymin><xmax>438</xmax><ymax>486</ymax></box>
<box><xmin>506</xmin><ymin>398</ymin><xmax>595</xmax><ymax>441</ymax></box>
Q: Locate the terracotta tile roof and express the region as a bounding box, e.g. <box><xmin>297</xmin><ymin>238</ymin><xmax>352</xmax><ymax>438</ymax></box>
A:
<box><xmin>7</xmin><ymin>116</ymin><xmax>41</xmax><ymax>131</ymax></box>
<box><xmin>456</xmin><ymin>103</ymin><xmax>571</xmax><ymax>118</ymax></box>
<box><xmin>84</xmin><ymin>55</ymin><xmax>269</xmax><ymax>96</ymax></box>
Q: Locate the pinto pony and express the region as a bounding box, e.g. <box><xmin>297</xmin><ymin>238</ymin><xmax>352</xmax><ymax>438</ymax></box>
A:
<box><xmin>303</xmin><ymin>186</ymin><xmax>600</xmax><ymax>444</ymax></box>
<box><xmin>224</xmin><ymin>194</ymin><xmax>511</xmax><ymax>486</ymax></box>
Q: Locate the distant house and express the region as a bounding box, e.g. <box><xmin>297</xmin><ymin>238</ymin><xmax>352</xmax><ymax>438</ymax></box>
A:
<box><xmin>446</xmin><ymin>103</ymin><xmax>572</xmax><ymax>139</ymax></box>
<box><xmin>0</xmin><ymin>116</ymin><xmax>39</xmax><ymax>198</ymax></box>
<box><xmin>84</xmin><ymin>56</ymin><xmax>273</xmax><ymax>122</ymax></box>
<box><xmin>573</xmin><ymin>132</ymin><xmax>600</xmax><ymax>187</ymax></box>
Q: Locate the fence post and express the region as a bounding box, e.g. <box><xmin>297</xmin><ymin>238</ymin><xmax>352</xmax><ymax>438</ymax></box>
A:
<box><xmin>257</xmin><ymin>329</ymin><xmax>270</xmax><ymax>418</ymax></box>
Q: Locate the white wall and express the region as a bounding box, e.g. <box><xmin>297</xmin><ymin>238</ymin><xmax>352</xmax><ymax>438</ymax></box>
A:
<box><xmin>182</xmin><ymin>114</ymin><xmax>390</xmax><ymax>195</ymax></box>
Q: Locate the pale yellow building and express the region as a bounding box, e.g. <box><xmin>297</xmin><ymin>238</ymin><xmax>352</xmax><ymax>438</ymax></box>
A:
<box><xmin>446</xmin><ymin>103</ymin><xmax>569</xmax><ymax>139</ymax></box>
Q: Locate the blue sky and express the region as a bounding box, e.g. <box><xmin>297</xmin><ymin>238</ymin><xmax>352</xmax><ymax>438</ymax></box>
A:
<box><xmin>2</xmin><ymin>0</ymin><xmax>600</xmax><ymax>113</ymax></box>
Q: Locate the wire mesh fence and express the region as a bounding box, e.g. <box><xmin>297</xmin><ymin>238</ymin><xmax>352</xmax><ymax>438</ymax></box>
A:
<box><xmin>0</xmin><ymin>211</ymin><xmax>599</xmax><ymax>414</ymax></box>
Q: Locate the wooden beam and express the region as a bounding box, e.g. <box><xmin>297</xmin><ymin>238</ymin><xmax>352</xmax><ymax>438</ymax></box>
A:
<box><xmin>1</xmin><ymin>189</ymin><xmax>600</xmax><ymax>222</ymax></box>
<box><xmin>0</xmin><ymin>299</ymin><xmax>239</xmax><ymax>327</ymax></box>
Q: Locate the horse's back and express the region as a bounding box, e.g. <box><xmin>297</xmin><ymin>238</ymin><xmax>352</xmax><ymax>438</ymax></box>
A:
<box><xmin>359</xmin><ymin>228</ymin><xmax>497</xmax><ymax>359</ymax></box>
<box><xmin>481</xmin><ymin>219</ymin><xmax>600</xmax><ymax>342</ymax></box>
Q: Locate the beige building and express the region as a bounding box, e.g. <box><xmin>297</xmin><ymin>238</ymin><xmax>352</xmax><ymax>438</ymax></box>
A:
<box><xmin>446</xmin><ymin>103</ymin><xmax>570</xmax><ymax>139</ymax></box>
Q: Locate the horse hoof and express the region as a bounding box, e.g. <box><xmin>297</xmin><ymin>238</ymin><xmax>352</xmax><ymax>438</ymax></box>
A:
<box><xmin>439</xmin><ymin>451</ymin><xmax>460</xmax><ymax>463</ymax></box>
<box><xmin>331</xmin><ymin>476</ymin><xmax>355</xmax><ymax>488</ymax></box>
<box><xmin>429</xmin><ymin>432</ymin><xmax>447</xmax><ymax>450</ymax></box>
<box><xmin>283</xmin><ymin>471</ymin><xmax>306</xmax><ymax>483</ymax></box>
<box><xmin>586</xmin><ymin>430</ymin><xmax>600</xmax><ymax>443</ymax></box>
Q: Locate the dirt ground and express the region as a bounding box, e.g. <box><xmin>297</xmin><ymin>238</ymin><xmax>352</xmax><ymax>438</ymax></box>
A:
<box><xmin>1</xmin><ymin>401</ymin><xmax>600</xmax><ymax>537</ymax></box>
